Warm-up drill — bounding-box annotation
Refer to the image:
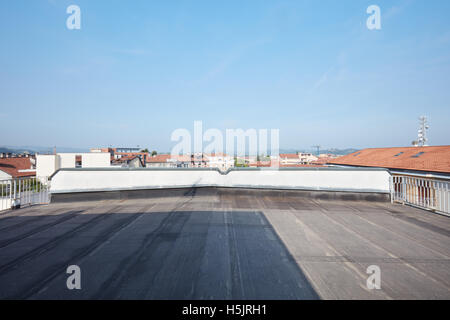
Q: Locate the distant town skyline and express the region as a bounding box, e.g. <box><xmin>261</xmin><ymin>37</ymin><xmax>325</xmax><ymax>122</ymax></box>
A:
<box><xmin>1</xmin><ymin>0</ymin><xmax>450</xmax><ymax>150</ymax></box>
<box><xmin>0</xmin><ymin>144</ymin><xmax>360</xmax><ymax>156</ymax></box>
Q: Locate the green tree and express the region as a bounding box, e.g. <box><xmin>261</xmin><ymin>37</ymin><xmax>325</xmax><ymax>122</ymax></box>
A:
<box><xmin>151</xmin><ymin>150</ymin><xmax>157</xmax><ymax>156</ymax></box>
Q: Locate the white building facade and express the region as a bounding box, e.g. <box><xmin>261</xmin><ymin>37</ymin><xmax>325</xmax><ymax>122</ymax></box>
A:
<box><xmin>36</xmin><ymin>153</ymin><xmax>111</xmax><ymax>177</ymax></box>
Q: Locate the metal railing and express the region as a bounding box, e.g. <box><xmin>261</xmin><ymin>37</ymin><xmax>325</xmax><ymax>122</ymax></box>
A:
<box><xmin>0</xmin><ymin>176</ymin><xmax>50</xmax><ymax>212</ymax></box>
<box><xmin>390</xmin><ymin>174</ymin><xmax>450</xmax><ymax>216</ymax></box>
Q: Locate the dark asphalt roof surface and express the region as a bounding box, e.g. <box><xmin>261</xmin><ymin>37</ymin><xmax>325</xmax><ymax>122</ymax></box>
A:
<box><xmin>0</xmin><ymin>188</ymin><xmax>449</xmax><ymax>299</ymax></box>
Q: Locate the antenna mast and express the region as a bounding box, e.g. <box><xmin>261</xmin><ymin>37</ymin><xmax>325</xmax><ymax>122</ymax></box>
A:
<box><xmin>311</xmin><ymin>145</ymin><xmax>321</xmax><ymax>155</ymax></box>
<box><xmin>417</xmin><ymin>116</ymin><xmax>429</xmax><ymax>147</ymax></box>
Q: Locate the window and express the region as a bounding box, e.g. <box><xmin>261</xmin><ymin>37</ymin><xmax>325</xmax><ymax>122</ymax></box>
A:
<box><xmin>353</xmin><ymin>152</ymin><xmax>361</xmax><ymax>157</ymax></box>
<box><xmin>75</xmin><ymin>155</ymin><xmax>82</xmax><ymax>168</ymax></box>
<box><xmin>411</xmin><ymin>152</ymin><xmax>425</xmax><ymax>158</ymax></box>
<box><xmin>394</xmin><ymin>152</ymin><xmax>404</xmax><ymax>157</ymax></box>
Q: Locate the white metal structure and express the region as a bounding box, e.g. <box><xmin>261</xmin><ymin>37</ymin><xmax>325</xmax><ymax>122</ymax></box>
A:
<box><xmin>0</xmin><ymin>177</ymin><xmax>50</xmax><ymax>212</ymax></box>
<box><xmin>413</xmin><ymin>116</ymin><xmax>429</xmax><ymax>147</ymax></box>
<box><xmin>391</xmin><ymin>174</ymin><xmax>450</xmax><ymax>216</ymax></box>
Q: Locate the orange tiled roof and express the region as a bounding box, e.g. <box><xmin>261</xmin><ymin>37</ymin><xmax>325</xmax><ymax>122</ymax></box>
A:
<box><xmin>279</xmin><ymin>153</ymin><xmax>299</xmax><ymax>159</ymax></box>
<box><xmin>147</xmin><ymin>154</ymin><xmax>173</xmax><ymax>163</ymax></box>
<box><xmin>249</xmin><ymin>161</ymin><xmax>272</xmax><ymax>167</ymax></box>
<box><xmin>205</xmin><ymin>153</ymin><xmax>228</xmax><ymax>157</ymax></box>
<box><xmin>328</xmin><ymin>146</ymin><xmax>450</xmax><ymax>174</ymax></box>
<box><xmin>248</xmin><ymin>161</ymin><xmax>321</xmax><ymax>168</ymax></box>
<box><xmin>311</xmin><ymin>157</ymin><xmax>335</xmax><ymax>165</ymax></box>
<box><xmin>280</xmin><ymin>164</ymin><xmax>323</xmax><ymax>168</ymax></box>
<box><xmin>112</xmin><ymin>155</ymin><xmax>143</xmax><ymax>164</ymax></box>
<box><xmin>0</xmin><ymin>158</ymin><xmax>35</xmax><ymax>178</ymax></box>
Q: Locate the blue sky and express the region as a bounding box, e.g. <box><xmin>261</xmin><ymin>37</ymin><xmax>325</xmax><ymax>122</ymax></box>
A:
<box><xmin>0</xmin><ymin>0</ymin><xmax>449</xmax><ymax>151</ymax></box>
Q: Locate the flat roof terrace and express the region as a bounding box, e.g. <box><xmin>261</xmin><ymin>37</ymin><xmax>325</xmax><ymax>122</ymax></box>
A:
<box><xmin>0</xmin><ymin>188</ymin><xmax>449</xmax><ymax>299</ymax></box>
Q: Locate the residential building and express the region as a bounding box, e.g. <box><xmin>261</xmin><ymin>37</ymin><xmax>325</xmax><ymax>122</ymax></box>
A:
<box><xmin>329</xmin><ymin>146</ymin><xmax>450</xmax><ymax>213</ymax></box>
<box><xmin>190</xmin><ymin>153</ymin><xmax>208</xmax><ymax>168</ymax></box>
<box><xmin>36</xmin><ymin>153</ymin><xmax>111</xmax><ymax>177</ymax></box>
<box><xmin>279</xmin><ymin>153</ymin><xmax>318</xmax><ymax>165</ymax></box>
<box><xmin>146</xmin><ymin>153</ymin><xmax>234</xmax><ymax>169</ymax></box>
<box><xmin>311</xmin><ymin>154</ymin><xmax>338</xmax><ymax>166</ymax></box>
<box><xmin>205</xmin><ymin>153</ymin><xmax>234</xmax><ymax>171</ymax></box>
<box><xmin>249</xmin><ymin>161</ymin><xmax>272</xmax><ymax>168</ymax></box>
<box><xmin>91</xmin><ymin>147</ymin><xmax>151</xmax><ymax>164</ymax></box>
<box><xmin>146</xmin><ymin>154</ymin><xmax>177</xmax><ymax>168</ymax></box>
<box><xmin>328</xmin><ymin>146</ymin><xmax>450</xmax><ymax>175</ymax></box>
<box><xmin>111</xmin><ymin>155</ymin><xmax>144</xmax><ymax>168</ymax></box>
<box><xmin>0</xmin><ymin>157</ymin><xmax>36</xmax><ymax>179</ymax></box>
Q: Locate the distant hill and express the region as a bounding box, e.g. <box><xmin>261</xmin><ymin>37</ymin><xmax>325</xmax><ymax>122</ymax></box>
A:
<box><xmin>279</xmin><ymin>148</ymin><xmax>359</xmax><ymax>156</ymax></box>
<box><xmin>0</xmin><ymin>146</ymin><xmax>89</xmax><ymax>154</ymax></box>
<box><xmin>0</xmin><ymin>147</ymin><xmax>18</xmax><ymax>154</ymax></box>
<box><xmin>319</xmin><ymin>148</ymin><xmax>360</xmax><ymax>156</ymax></box>
<box><xmin>1</xmin><ymin>146</ymin><xmax>359</xmax><ymax>156</ymax></box>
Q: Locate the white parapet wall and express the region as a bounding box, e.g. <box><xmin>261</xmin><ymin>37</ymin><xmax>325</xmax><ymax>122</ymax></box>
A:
<box><xmin>49</xmin><ymin>168</ymin><xmax>391</xmax><ymax>194</ymax></box>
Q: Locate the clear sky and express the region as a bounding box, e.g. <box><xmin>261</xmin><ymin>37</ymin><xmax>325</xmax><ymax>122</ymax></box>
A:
<box><xmin>1</xmin><ymin>0</ymin><xmax>449</xmax><ymax>151</ymax></box>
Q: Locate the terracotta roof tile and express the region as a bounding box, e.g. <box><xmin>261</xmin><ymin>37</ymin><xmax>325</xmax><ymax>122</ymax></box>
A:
<box><xmin>248</xmin><ymin>160</ymin><xmax>321</xmax><ymax>168</ymax></box>
<box><xmin>147</xmin><ymin>154</ymin><xmax>173</xmax><ymax>163</ymax></box>
<box><xmin>280</xmin><ymin>164</ymin><xmax>323</xmax><ymax>168</ymax></box>
<box><xmin>0</xmin><ymin>158</ymin><xmax>35</xmax><ymax>178</ymax></box>
<box><xmin>328</xmin><ymin>146</ymin><xmax>450</xmax><ymax>174</ymax></box>
<box><xmin>249</xmin><ymin>161</ymin><xmax>272</xmax><ymax>167</ymax></box>
<box><xmin>311</xmin><ymin>157</ymin><xmax>335</xmax><ymax>165</ymax></box>
<box><xmin>279</xmin><ymin>154</ymin><xmax>299</xmax><ymax>159</ymax></box>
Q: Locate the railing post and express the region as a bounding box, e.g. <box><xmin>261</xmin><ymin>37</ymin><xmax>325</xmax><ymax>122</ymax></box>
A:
<box><xmin>0</xmin><ymin>176</ymin><xmax>51</xmax><ymax>211</ymax></box>
<box><xmin>389</xmin><ymin>176</ymin><xmax>394</xmax><ymax>203</ymax></box>
<box><xmin>12</xmin><ymin>179</ymin><xmax>16</xmax><ymax>209</ymax></box>
<box><xmin>402</xmin><ymin>177</ymin><xmax>406</xmax><ymax>203</ymax></box>
<box><xmin>391</xmin><ymin>173</ymin><xmax>449</xmax><ymax>216</ymax></box>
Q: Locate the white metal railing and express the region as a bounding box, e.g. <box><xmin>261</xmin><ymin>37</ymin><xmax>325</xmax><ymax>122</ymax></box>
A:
<box><xmin>390</xmin><ymin>174</ymin><xmax>450</xmax><ymax>216</ymax></box>
<box><xmin>0</xmin><ymin>176</ymin><xmax>50</xmax><ymax>212</ymax></box>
